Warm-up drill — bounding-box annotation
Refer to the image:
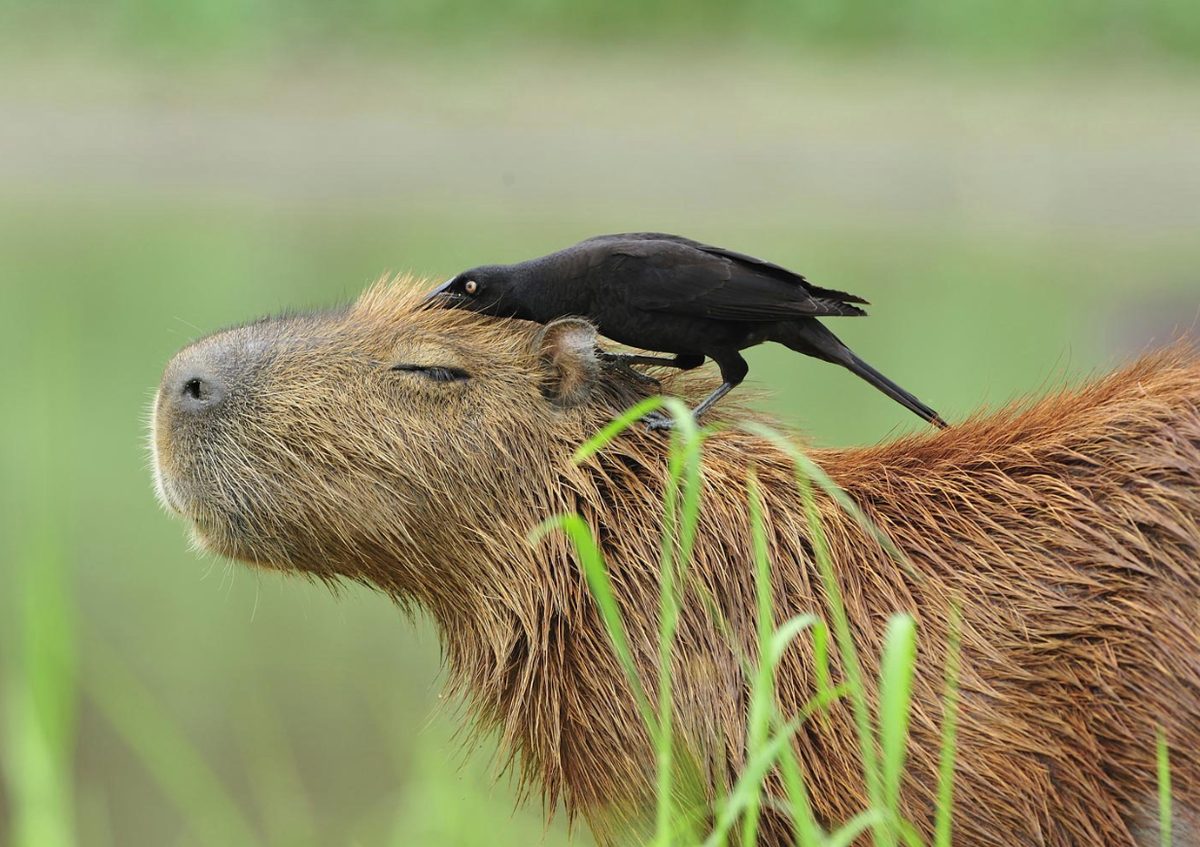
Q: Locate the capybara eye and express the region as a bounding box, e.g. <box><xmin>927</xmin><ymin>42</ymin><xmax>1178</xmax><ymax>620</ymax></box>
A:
<box><xmin>464</xmin><ymin>279</ymin><xmax>478</xmax><ymax>295</ymax></box>
<box><xmin>424</xmin><ymin>366</ymin><xmax>469</xmax><ymax>383</ymax></box>
<box><xmin>391</xmin><ymin>363</ymin><xmax>470</xmax><ymax>383</ymax></box>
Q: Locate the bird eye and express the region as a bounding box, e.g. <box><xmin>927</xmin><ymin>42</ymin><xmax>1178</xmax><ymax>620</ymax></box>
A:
<box><xmin>464</xmin><ymin>279</ymin><xmax>478</xmax><ymax>295</ymax></box>
<box><xmin>391</xmin><ymin>363</ymin><xmax>470</xmax><ymax>383</ymax></box>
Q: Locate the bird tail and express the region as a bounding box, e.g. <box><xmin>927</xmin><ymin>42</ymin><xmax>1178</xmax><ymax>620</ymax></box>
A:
<box><xmin>807</xmin><ymin>284</ymin><xmax>870</xmax><ymax>307</ymax></box>
<box><xmin>814</xmin><ymin>297</ymin><xmax>869</xmax><ymax>318</ymax></box>
<box><xmin>773</xmin><ymin>320</ymin><xmax>948</xmax><ymax>429</ymax></box>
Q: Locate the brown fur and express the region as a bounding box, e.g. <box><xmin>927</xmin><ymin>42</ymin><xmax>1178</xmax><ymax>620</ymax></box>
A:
<box><xmin>152</xmin><ymin>278</ymin><xmax>1200</xmax><ymax>845</ymax></box>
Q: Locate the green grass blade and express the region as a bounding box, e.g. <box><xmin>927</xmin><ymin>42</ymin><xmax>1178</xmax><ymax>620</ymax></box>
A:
<box><xmin>741</xmin><ymin>422</ymin><xmax>912</xmax><ymax>574</ymax></box>
<box><xmin>765</xmin><ymin>614</ymin><xmax>824</xmax><ymax>847</ymax></box>
<box><xmin>812</xmin><ymin>621</ymin><xmax>833</xmax><ymax>704</ymax></box>
<box><xmin>668</xmin><ymin>415</ymin><xmax>706</xmax><ymax>586</ymax></box>
<box><xmin>803</xmin><ymin>474</ymin><xmax>884</xmax><ymax>840</ymax></box>
<box><xmin>879</xmin><ymin>614</ymin><xmax>917</xmax><ymax>824</ymax></box>
<box><xmin>744</xmin><ymin>419</ymin><xmax>912</xmax><ymax>839</ymax></box>
<box><xmin>573</xmin><ymin>394</ymin><xmax>700</xmax><ymax>464</ymax></box>
<box><xmin>654</xmin><ymin>433</ymin><xmax>681</xmax><ymax>847</ymax></box>
<box><xmin>665</xmin><ymin>470</ymin><xmax>823</xmax><ymax>847</ymax></box>
<box><xmin>934</xmin><ymin>602</ymin><xmax>962</xmax><ymax>847</ymax></box>
<box><xmin>770</xmin><ymin>615</ymin><xmax>821</xmax><ymax>667</ymax></box>
<box><xmin>5</xmin><ymin>549</ymin><xmax>79</xmax><ymax>847</ymax></box>
<box><xmin>530</xmin><ymin>515</ymin><xmax>653</xmax><ymax>728</ymax></box>
<box><xmin>895</xmin><ymin>819</ymin><xmax>926</xmax><ymax>847</ymax></box>
<box><xmin>563</xmin><ymin>394</ymin><xmax>710</xmax><ymax>846</ymax></box>
<box><xmin>741</xmin><ymin>469</ymin><xmax>774</xmax><ymax>847</ymax></box>
<box><xmin>3</xmin><ymin>315</ymin><xmax>79</xmax><ymax>847</ymax></box>
<box><xmin>652</xmin><ymin>398</ymin><xmax>705</xmax><ymax>846</ymax></box>
<box><xmin>704</xmin><ymin>719</ymin><xmax>802</xmax><ymax>847</ymax></box>
<box><xmin>1157</xmin><ymin>726</ymin><xmax>1172</xmax><ymax>847</ymax></box>
<box><xmin>654</xmin><ymin>599</ymin><xmax>677</xmax><ymax>847</ymax></box>
<box><xmin>3</xmin><ymin>681</ymin><xmax>77</xmax><ymax>847</ymax></box>
<box><xmin>826</xmin><ymin>810</ymin><xmax>887</xmax><ymax>847</ymax></box>
<box><xmin>573</xmin><ymin>396</ymin><xmax>666</xmax><ymax>464</ymax></box>
<box><xmin>742</xmin><ymin>470</ymin><xmax>822</xmax><ymax>847</ymax></box>
<box><xmin>708</xmin><ymin>681</ymin><xmax>845</xmax><ymax>847</ymax></box>
<box><xmin>84</xmin><ymin>642</ymin><xmax>260</xmax><ymax>847</ymax></box>
<box><xmin>773</xmin><ymin>723</ymin><xmax>823</xmax><ymax>847</ymax></box>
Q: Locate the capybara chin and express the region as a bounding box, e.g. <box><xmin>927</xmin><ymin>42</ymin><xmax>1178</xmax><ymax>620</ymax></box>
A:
<box><xmin>152</xmin><ymin>277</ymin><xmax>1200</xmax><ymax>846</ymax></box>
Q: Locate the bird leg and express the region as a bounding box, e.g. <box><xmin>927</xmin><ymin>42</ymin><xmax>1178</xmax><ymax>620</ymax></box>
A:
<box><xmin>601</xmin><ymin>352</ymin><xmax>694</xmax><ymax>369</ymax></box>
<box><xmin>645</xmin><ymin>352</ymin><xmax>747</xmax><ymax>432</ymax></box>
<box><xmin>645</xmin><ymin>381</ymin><xmax>737</xmax><ymax>431</ymax></box>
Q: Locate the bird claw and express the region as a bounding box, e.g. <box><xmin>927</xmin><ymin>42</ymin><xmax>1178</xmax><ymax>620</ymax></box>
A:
<box><xmin>643</xmin><ymin>411</ymin><xmax>676</xmax><ymax>432</ymax></box>
<box><xmin>598</xmin><ymin>351</ymin><xmax>661</xmax><ymax>387</ymax></box>
<box><xmin>626</xmin><ymin>369</ymin><xmax>662</xmax><ymax>388</ymax></box>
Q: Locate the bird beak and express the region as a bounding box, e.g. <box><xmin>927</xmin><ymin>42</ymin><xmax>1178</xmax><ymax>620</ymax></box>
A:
<box><xmin>422</xmin><ymin>279</ymin><xmax>458</xmax><ymax>308</ymax></box>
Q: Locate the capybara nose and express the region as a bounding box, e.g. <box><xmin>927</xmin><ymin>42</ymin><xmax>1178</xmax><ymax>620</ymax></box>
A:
<box><xmin>173</xmin><ymin>371</ymin><xmax>227</xmax><ymax>414</ymax></box>
<box><xmin>160</xmin><ymin>333</ymin><xmax>258</xmax><ymax>421</ymax></box>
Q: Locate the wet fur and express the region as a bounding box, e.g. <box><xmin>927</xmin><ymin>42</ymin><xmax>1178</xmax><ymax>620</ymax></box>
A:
<box><xmin>153</xmin><ymin>278</ymin><xmax>1200</xmax><ymax>845</ymax></box>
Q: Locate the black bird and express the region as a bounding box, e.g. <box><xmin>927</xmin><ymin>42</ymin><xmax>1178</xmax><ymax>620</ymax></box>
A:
<box><xmin>426</xmin><ymin>233</ymin><xmax>946</xmax><ymax>429</ymax></box>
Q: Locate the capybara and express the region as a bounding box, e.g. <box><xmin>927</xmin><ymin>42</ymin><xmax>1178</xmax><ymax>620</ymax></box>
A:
<box><xmin>152</xmin><ymin>278</ymin><xmax>1200</xmax><ymax>845</ymax></box>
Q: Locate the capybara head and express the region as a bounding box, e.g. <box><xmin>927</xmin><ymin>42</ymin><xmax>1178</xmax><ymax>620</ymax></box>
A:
<box><xmin>152</xmin><ymin>279</ymin><xmax>649</xmax><ymax>584</ymax></box>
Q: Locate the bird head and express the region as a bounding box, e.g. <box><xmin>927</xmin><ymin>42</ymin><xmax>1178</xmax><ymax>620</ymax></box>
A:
<box><xmin>423</xmin><ymin>265</ymin><xmax>517</xmax><ymax>316</ymax></box>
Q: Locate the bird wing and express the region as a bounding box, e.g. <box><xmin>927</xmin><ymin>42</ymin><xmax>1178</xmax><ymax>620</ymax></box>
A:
<box><xmin>595</xmin><ymin>236</ymin><xmax>868</xmax><ymax>321</ymax></box>
<box><xmin>582</xmin><ymin>233</ymin><xmax>870</xmax><ymax>306</ymax></box>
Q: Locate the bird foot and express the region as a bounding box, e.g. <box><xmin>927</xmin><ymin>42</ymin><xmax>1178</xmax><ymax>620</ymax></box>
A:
<box><xmin>643</xmin><ymin>411</ymin><xmax>677</xmax><ymax>432</ymax></box>
<box><xmin>598</xmin><ymin>352</ymin><xmax>661</xmax><ymax>387</ymax></box>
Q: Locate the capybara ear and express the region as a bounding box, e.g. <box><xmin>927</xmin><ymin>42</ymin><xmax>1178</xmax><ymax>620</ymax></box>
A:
<box><xmin>535</xmin><ymin>318</ymin><xmax>601</xmax><ymax>407</ymax></box>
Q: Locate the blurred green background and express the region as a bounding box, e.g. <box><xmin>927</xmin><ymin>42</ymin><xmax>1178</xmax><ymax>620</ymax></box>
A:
<box><xmin>1</xmin><ymin>2</ymin><xmax>1199</xmax><ymax>845</ymax></box>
